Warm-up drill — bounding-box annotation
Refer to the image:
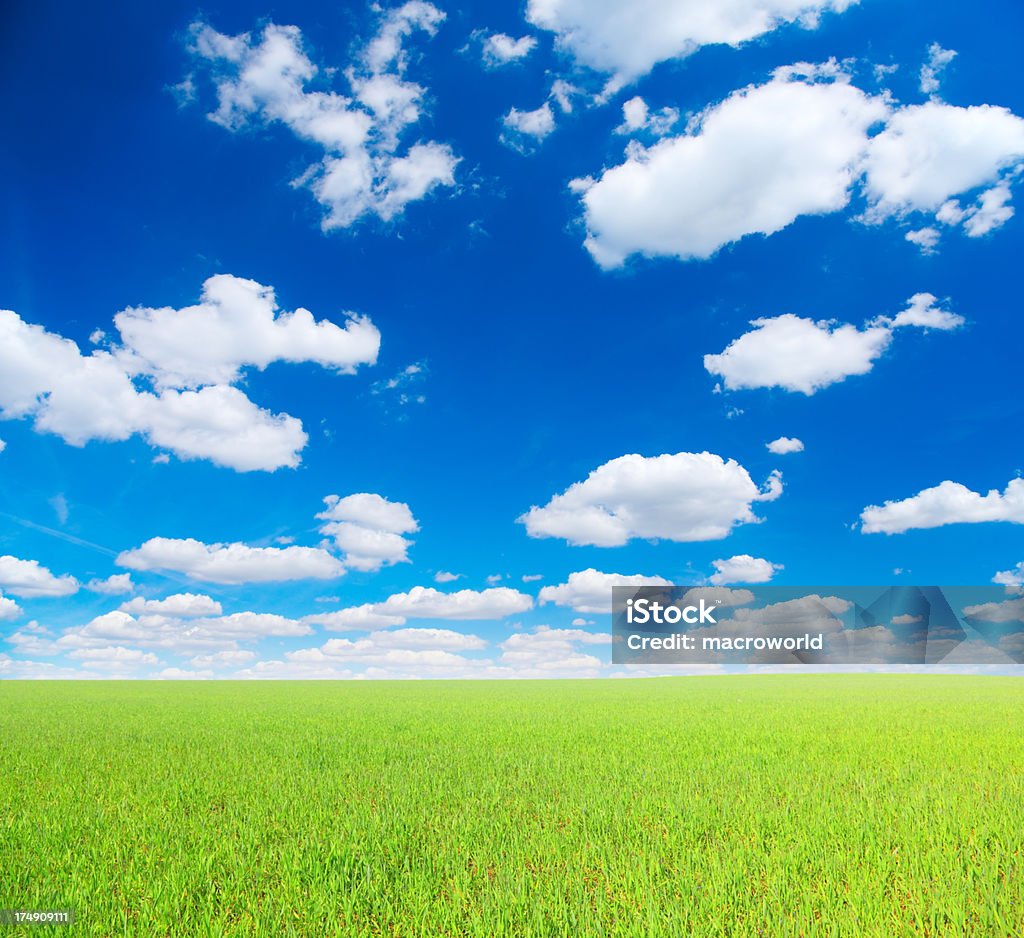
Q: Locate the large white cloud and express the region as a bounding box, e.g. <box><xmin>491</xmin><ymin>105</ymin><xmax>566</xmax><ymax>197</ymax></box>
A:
<box><xmin>114</xmin><ymin>274</ymin><xmax>379</xmax><ymax>389</ymax></box>
<box><xmin>709</xmin><ymin>554</ymin><xmax>782</xmax><ymax>585</ymax></box>
<box><xmin>704</xmin><ymin>294</ymin><xmax>962</xmax><ymax>394</ymax></box>
<box><xmin>316</xmin><ymin>493</ymin><xmax>418</xmax><ymax>571</ymax></box>
<box><xmin>0</xmin><ymin>275</ymin><xmax>379</xmax><ymax>472</ymax></box>
<box><xmin>0</xmin><ymin>555</ymin><xmax>78</xmax><ymax>598</ymax></box>
<box><xmin>189</xmin><ymin>5</ymin><xmax>457</xmax><ymax>230</ymax></box>
<box><xmin>862</xmin><ymin>102</ymin><xmax>1024</xmax><ymax>228</ymax></box>
<box><xmin>861</xmin><ymin>478</ymin><xmax>1024</xmax><ymax>535</ymax></box>
<box><xmin>538</xmin><ymin>568</ymin><xmax>672</xmax><ymax>613</ymax></box>
<box><xmin>576</xmin><ymin>65</ymin><xmax>886</xmax><ymax>266</ymax></box>
<box><xmin>117</xmin><ymin>538</ymin><xmax>344</xmax><ymax>584</ymax></box>
<box><xmin>519</xmin><ymin>452</ymin><xmax>782</xmax><ymax>547</ymax></box>
<box><xmin>526</xmin><ymin>0</ymin><xmax>855</xmax><ymax>84</ymax></box>
<box><xmin>576</xmin><ymin>64</ymin><xmax>1024</xmax><ymax>267</ymax></box>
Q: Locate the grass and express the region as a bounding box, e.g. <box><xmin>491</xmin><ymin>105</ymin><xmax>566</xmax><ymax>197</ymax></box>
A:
<box><xmin>1</xmin><ymin>675</ymin><xmax>1022</xmax><ymax>936</ymax></box>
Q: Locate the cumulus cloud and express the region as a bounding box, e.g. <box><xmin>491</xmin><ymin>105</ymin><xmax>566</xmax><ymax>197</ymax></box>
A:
<box><xmin>576</xmin><ymin>64</ymin><xmax>1024</xmax><ymax>267</ymax></box>
<box><xmin>861</xmin><ymin>477</ymin><xmax>1024</xmax><ymax>534</ymax></box>
<box><xmin>119</xmin><ymin>593</ymin><xmax>223</xmax><ymax>617</ymax></box>
<box><xmin>481</xmin><ymin>32</ymin><xmax>537</xmax><ymax>67</ymax></box>
<box><xmin>0</xmin><ymin>595</ymin><xmax>22</xmax><ymax>621</ymax></box>
<box><xmin>47</xmin><ymin>608</ymin><xmax>312</xmax><ymax>657</ymax></box>
<box><xmin>376</xmin><ymin>586</ymin><xmax>533</xmax><ymax>620</ymax></box>
<box><xmin>862</xmin><ymin>102</ymin><xmax>1024</xmax><ymax>236</ymax></box>
<box><xmin>704</xmin><ymin>294</ymin><xmax>962</xmax><ymax>394</ymax></box>
<box><xmin>0</xmin><ymin>555</ymin><xmax>78</xmax><ymax>598</ymax></box>
<box><xmin>117</xmin><ymin>538</ymin><xmax>344</xmax><ymax>584</ymax></box>
<box><xmin>303</xmin><ymin>606</ymin><xmax>409</xmax><ymax>631</ymax></box>
<box><xmin>188</xmin><ymin>5</ymin><xmax>457</xmax><ymax>230</ymax></box>
<box><xmin>303</xmin><ymin>586</ymin><xmax>532</xmax><ymax>631</ymax></box>
<box><xmin>114</xmin><ymin>274</ymin><xmax>379</xmax><ymax>389</ymax></box>
<box><xmin>316</xmin><ymin>493</ymin><xmax>418</xmax><ymax>571</ymax></box>
<box><xmin>709</xmin><ymin>554</ymin><xmax>782</xmax><ymax>585</ymax></box>
<box><xmin>0</xmin><ymin>275</ymin><xmax>379</xmax><ymax>471</ymax></box>
<box><xmin>519</xmin><ymin>451</ymin><xmax>782</xmax><ymax>547</ymax></box>
<box><xmin>962</xmin><ymin>597</ymin><xmax>1024</xmax><ymax>625</ymax></box>
<box><xmin>498</xmin><ymin>626</ymin><xmax>609</xmax><ymax>671</ymax></box>
<box><xmin>993</xmin><ymin>563</ymin><xmax>1024</xmax><ymax>596</ymax></box>
<box><xmin>525</xmin><ymin>0</ymin><xmax>855</xmax><ymax>85</ymax></box>
<box><xmin>538</xmin><ymin>568</ymin><xmax>672</xmax><ymax>613</ymax></box>
<box><xmin>434</xmin><ymin>571</ymin><xmax>462</xmax><ymax>583</ymax></box>
<box><xmin>766</xmin><ymin>436</ymin><xmax>804</xmax><ymax>454</ymax></box>
<box><xmin>919</xmin><ymin>43</ymin><xmax>957</xmax><ymax>96</ymax></box>
<box><xmin>86</xmin><ymin>574</ymin><xmax>134</xmax><ymax>595</ymax></box>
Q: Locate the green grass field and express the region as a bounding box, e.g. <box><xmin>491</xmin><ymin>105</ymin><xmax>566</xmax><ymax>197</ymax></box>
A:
<box><xmin>1</xmin><ymin>675</ymin><xmax>1022</xmax><ymax>936</ymax></box>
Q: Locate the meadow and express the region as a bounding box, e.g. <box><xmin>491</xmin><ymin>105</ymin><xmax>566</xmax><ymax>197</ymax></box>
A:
<box><xmin>1</xmin><ymin>675</ymin><xmax>1022</xmax><ymax>936</ymax></box>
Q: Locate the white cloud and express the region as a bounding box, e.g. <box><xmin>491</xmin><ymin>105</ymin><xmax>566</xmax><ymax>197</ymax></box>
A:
<box><xmin>434</xmin><ymin>571</ymin><xmax>462</xmax><ymax>583</ymax></box>
<box><xmin>498</xmin><ymin>625</ymin><xmax>609</xmax><ymax>671</ymax></box>
<box><xmin>316</xmin><ymin>493</ymin><xmax>418</xmax><ymax>571</ymax></box>
<box><xmin>502</xmin><ymin>103</ymin><xmax>556</xmax><ymax>146</ymax></box>
<box><xmin>519</xmin><ymin>451</ymin><xmax>782</xmax><ymax>546</ymax></box>
<box><xmin>709</xmin><ymin>554</ymin><xmax>782</xmax><ymax>585</ymax></box>
<box><xmin>905</xmin><ymin>227</ymin><xmax>940</xmax><ymax>253</ymax></box>
<box><xmin>114</xmin><ymin>274</ymin><xmax>379</xmax><ymax>389</ymax></box>
<box><xmin>117</xmin><ymin>537</ymin><xmax>344</xmax><ymax>584</ymax></box>
<box><xmin>525</xmin><ymin>0</ymin><xmax>856</xmax><ymax>85</ymax></box>
<box><xmin>862</xmin><ymin>102</ymin><xmax>1024</xmax><ymax>233</ymax></box>
<box><xmin>0</xmin><ymin>555</ymin><xmax>78</xmax><ymax>598</ymax></box>
<box><xmin>1</xmin><ymin>275</ymin><xmax>380</xmax><ymax>472</ymax></box>
<box><xmin>576</xmin><ymin>65</ymin><xmax>1024</xmax><ymax>267</ymax></box>
<box><xmin>962</xmin><ymin>597</ymin><xmax>1024</xmax><ymax>624</ymax></box>
<box><xmin>861</xmin><ymin>477</ymin><xmax>1024</xmax><ymax>534</ymax></box>
<box><xmin>189</xmin><ymin>6</ymin><xmax>457</xmax><ymax>230</ymax></box>
<box><xmin>919</xmin><ymin>43</ymin><xmax>956</xmax><ymax>96</ymax></box>
<box><xmin>376</xmin><ymin>586</ymin><xmax>533</xmax><ymax>620</ymax></box>
<box><xmin>766</xmin><ymin>436</ymin><xmax>804</xmax><ymax>454</ymax></box>
<box><xmin>886</xmin><ymin>292</ymin><xmax>964</xmax><ymax>330</ymax></box>
<box><xmin>679</xmin><ymin>586</ymin><xmax>755</xmax><ymax>607</ymax></box>
<box><xmin>0</xmin><ymin>438</ymin><xmax>5</xmax><ymax>453</ymax></box>
<box><xmin>303</xmin><ymin>605</ymin><xmax>407</xmax><ymax>631</ymax></box>
<box><xmin>993</xmin><ymin>563</ymin><xmax>1024</xmax><ymax>596</ymax></box>
<box><xmin>482</xmin><ymin>32</ymin><xmax>537</xmax><ymax>67</ymax></box>
<box><xmin>0</xmin><ymin>594</ymin><xmax>22</xmax><ymax>621</ymax></box>
<box><xmin>119</xmin><ymin>593</ymin><xmax>223</xmax><ymax>617</ymax></box>
<box><xmin>705</xmin><ymin>294</ymin><xmax>961</xmax><ymax>395</ymax></box>
<box><xmin>615</xmin><ymin>96</ymin><xmax>679</xmax><ymax>136</ymax></box>
<box><xmin>190</xmin><ymin>650</ymin><xmax>257</xmax><ymax>668</ymax></box>
<box><xmin>52</xmin><ymin>608</ymin><xmax>312</xmax><ymax>656</ymax></box>
<box><xmin>155</xmin><ymin>668</ymin><xmax>215</xmax><ymax>680</ymax></box>
<box><xmin>86</xmin><ymin>573</ymin><xmax>134</xmax><ymax>595</ymax></box>
<box><xmin>577</xmin><ymin>66</ymin><xmax>886</xmax><ymax>266</ymax></box>
<box><xmin>538</xmin><ymin>568</ymin><xmax>672</xmax><ymax>613</ymax></box>
<box><xmin>68</xmin><ymin>646</ymin><xmax>160</xmax><ymax>670</ymax></box>
<box><xmin>303</xmin><ymin>586</ymin><xmax>532</xmax><ymax>631</ymax></box>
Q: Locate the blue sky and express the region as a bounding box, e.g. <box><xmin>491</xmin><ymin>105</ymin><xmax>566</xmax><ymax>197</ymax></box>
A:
<box><xmin>1</xmin><ymin>0</ymin><xmax>1022</xmax><ymax>678</ymax></box>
